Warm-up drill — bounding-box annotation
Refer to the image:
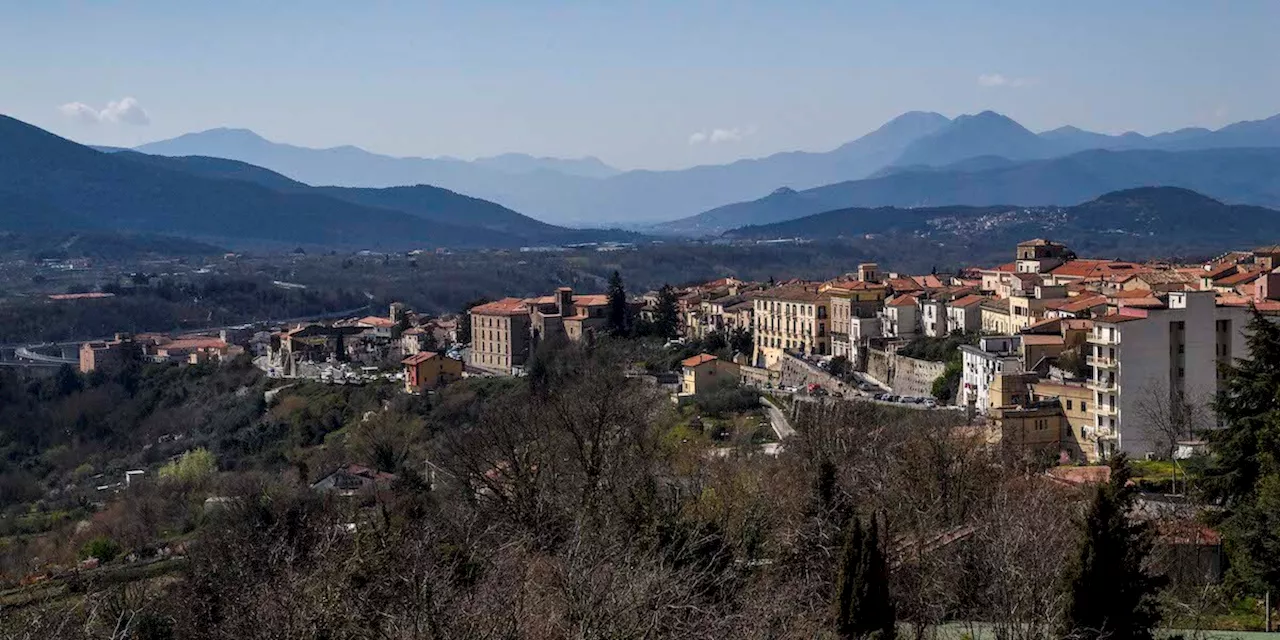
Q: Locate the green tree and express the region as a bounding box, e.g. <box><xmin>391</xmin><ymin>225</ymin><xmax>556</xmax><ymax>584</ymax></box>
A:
<box><xmin>158</xmin><ymin>448</ymin><xmax>217</xmax><ymax>484</ymax></box>
<box><xmin>606</xmin><ymin>270</ymin><xmax>628</xmax><ymax>336</ymax></box>
<box><xmin>80</xmin><ymin>536</ymin><xmax>122</xmax><ymax>562</ymax></box>
<box><xmin>653</xmin><ymin>284</ymin><xmax>680</xmax><ymax>341</ymax></box>
<box><xmin>1201</xmin><ymin>309</ymin><xmax>1280</xmax><ymax>593</ymax></box>
<box><xmin>834</xmin><ymin>516</ymin><xmax>896</xmax><ymax>640</ymax></box>
<box><xmin>1061</xmin><ymin>454</ymin><xmax>1165</xmax><ymax>640</ymax></box>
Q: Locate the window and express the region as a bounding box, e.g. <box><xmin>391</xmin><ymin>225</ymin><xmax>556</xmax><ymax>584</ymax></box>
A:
<box><xmin>1066</xmin><ymin>399</ymin><xmax>1073</xmax><ymax>410</ymax></box>
<box><xmin>1081</xmin><ymin>402</ymin><xmax>1088</xmax><ymax>412</ymax></box>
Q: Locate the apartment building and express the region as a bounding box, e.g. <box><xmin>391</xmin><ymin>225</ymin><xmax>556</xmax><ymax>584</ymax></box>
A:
<box><xmin>1087</xmin><ymin>290</ymin><xmax>1251</xmax><ymax>457</ymax></box>
<box><xmin>826</xmin><ymin>281</ymin><xmax>886</xmax><ymax>360</ymax></box>
<box><xmin>959</xmin><ymin>336</ymin><xmax>1024</xmax><ymax>413</ymax></box>
<box><xmin>469</xmin><ymin>298</ymin><xmax>532</xmax><ymax>375</ymax></box>
<box><xmin>881</xmin><ymin>295</ymin><xmax>920</xmax><ymax>339</ymax></box>
<box><xmin>946</xmin><ymin>294</ymin><xmax>985</xmax><ymax>334</ymax></box>
<box><xmin>752</xmin><ymin>284</ymin><xmax>829</xmax><ymax>369</ymax></box>
<box><xmin>1008</xmin><ymin>284</ymin><xmax>1068</xmax><ymax>332</ymax></box>
<box><xmin>980</xmin><ymin>299</ymin><xmax>1015</xmax><ymax>335</ymax></box>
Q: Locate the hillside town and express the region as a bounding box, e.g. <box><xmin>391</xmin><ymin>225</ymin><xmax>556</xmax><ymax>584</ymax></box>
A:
<box><xmin>64</xmin><ymin>238</ymin><xmax>1280</xmax><ymax>469</ymax></box>
<box><xmin>461</xmin><ymin>239</ymin><xmax>1280</xmax><ymax>464</ymax></box>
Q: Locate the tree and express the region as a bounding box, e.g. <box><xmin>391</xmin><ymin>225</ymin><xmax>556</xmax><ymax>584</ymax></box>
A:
<box><xmin>730</xmin><ymin>327</ymin><xmax>753</xmax><ymax>357</ymax></box>
<box><xmin>456</xmin><ymin>297</ymin><xmax>491</xmax><ymax>345</ymax></box>
<box><xmin>606</xmin><ymin>270</ymin><xmax>628</xmax><ymax>336</ymax></box>
<box><xmin>834</xmin><ymin>516</ymin><xmax>896</xmax><ymax>640</ymax></box>
<box><xmin>1201</xmin><ymin>309</ymin><xmax>1280</xmax><ymax>594</ymax></box>
<box><xmin>1134</xmin><ymin>381</ymin><xmax>1208</xmax><ymax>459</ymax></box>
<box><xmin>653</xmin><ymin>284</ymin><xmax>680</xmax><ymax>340</ymax></box>
<box><xmin>829</xmin><ymin>355</ymin><xmax>852</xmax><ymax>379</ymax></box>
<box><xmin>1061</xmin><ymin>454</ymin><xmax>1166</xmax><ymax>640</ymax></box>
<box><xmin>158</xmin><ymin>448</ymin><xmax>217</xmax><ymax>485</ymax></box>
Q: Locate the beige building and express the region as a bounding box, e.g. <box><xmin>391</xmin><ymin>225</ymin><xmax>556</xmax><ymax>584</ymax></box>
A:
<box><xmin>980</xmin><ymin>299</ymin><xmax>1015</xmax><ymax>335</ymax></box>
<box><xmin>681</xmin><ymin>353</ymin><xmax>741</xmax><ymax>395</ymax></box>
<box><xmin>752</xmin><ymin>284</ymin><xmax>829</xmax><ymax>369</ymax></box>
<box><xmin>469</xmin><ymin>298</ymin><xmax>532</xmax><ymax>374</ymax></box>
<box><xmin>825</xmin><ymin>281</ymin><xmax>886</xmax><ymax>360</ymax></box>
<box><xmin>1032</xmin><ymin>379</ymin><xmax>1096</xmax><ymax>460</ymax></box>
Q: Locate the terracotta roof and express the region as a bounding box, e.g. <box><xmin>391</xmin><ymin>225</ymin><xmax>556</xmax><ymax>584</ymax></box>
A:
<box><xmin>1058</xmin><ymin>294</ymin><xmax>1108</xmax><ymax>314</ymax></box>
<box><xmin>991</xmin><ymin>262</ymin><xmax>1017</xmax><ymax>273</ymax></box>
<box><xmin>1124</xmin><ymin>270</ymin><xmax>1198</xmax><ymax>286</ymax></box>
<box><xmin>1118</xmin><ymin>297</ymin><xmax>1166</xmax><ymax>309</ymax></box>
<box><xmin>358</xmin><ymin>316</ymin><xmax>397</xmax><ymax>328</ymax></box>
<box><xmin>1050</xmin><ymin>259</ymin><xmax>1145</xmax><ymax>280</ymax></box>
<box><xmin>160</xmin><ymin>337</ymin><xmax>228</xmax><ymax>351</ymax></box>
<box><xmin>1023</xmin><ymin>317</ymin><xmax>1062</xmax><ymax>334</ymax></box>
<box><xmin>912</xmin><ymin>274</ymin><xmax>946</xmax><ymax>289</ymax></box>
<box><xmin>402</xmin><ymin>352</ymin><xmax>439</xmax><ymax>365</ymax></box>
<box><xmin>1019</xmin><ymin>334</ymin><xmax>1065</xmax><ymax>346</ymax></box>
<box><xmin>948</xmin><ymin>294</ymin><xmax>986</xmax><ymax>308</ymax></box>
<box><xmin>1203</xmin><ymin>262</ymin><xmax>1241</xmax><ymax>281</ymax></box>
<box><xmin>471</xmin><ymin>298</ymin><xmax>529</xmax><ymax>316</ymax></box>
<box><xmin>1217</xmin><ymin>269</ymin><xmax>1263</xmax><ymax>287</ymax></box>
<box><xmin>885</xmin><ymin>278</ymin><xmax>925</xmax><ymax>293</ymax></box>
<box><xmin>1254</xmin><ymin>245</ymin><xmax>1280</xmax><ymax>255</ymax></box>
<box><xmin>755</xmin><ymin>283</ymin><xmax>825</xmax><ymax>302</ymax></box>
<box><xmin>887</xmin><ymin>295</ymin><xmax>918</xmax><ymax>307</ymax></box>
<box><xmin>681</xmin><ymin>353</ymin><xmax>719</xmax><ymax>368</ymax></box>
<box><xmin>1095</xmin><ymin>313</ymin><xmax>1146</xmax><ymax>324</ymax></box>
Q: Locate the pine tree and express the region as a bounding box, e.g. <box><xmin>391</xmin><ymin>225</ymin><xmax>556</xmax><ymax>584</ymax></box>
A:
<box><xmin>1202</xmin><ymin>309</ymin><xmax>1280</xmax><ymax>592</ymax></box>
<box><xmin>1061</xmin><ymin>454</ymin><xmax>1166</xmax><ymax>640</ymax></box>
<box><xmin>653</xmin><ymin>284</ymin><xmax>680</xmax><ymax>340</ymax></box>
<box><xmin>834</xmin><ymin>516</ymin><xmax>896</xmax><ymax>640</ymax></box>
<box><xmin>606</xmin><ymin>270</ymin><xmax>628</xmax><ymax>336</ymax></box>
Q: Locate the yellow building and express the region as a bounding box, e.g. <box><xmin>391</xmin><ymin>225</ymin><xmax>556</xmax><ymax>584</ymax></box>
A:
<box><xmin>752</xmin><ymin>284</ymin><xmax>829</xmax><ymax>369</ymax></box>
<box><xmin>402</xmin><ymin>352</ymin><xmax>464</xmax><ymax>393</ymax></box>
<box><xmin>1032</xmin><ymin>380</ymin><xmax>1096</xmax><ymax>461</ymax></box>
<box><xmin>980</xmin><ymin>299</ymin><xmax>1015</xmax><ymax>335</ymax></box>
<box><xmin>681</xmin><ymin>353</ymin><xmax>741</xmax><ymax>395</ymax></box>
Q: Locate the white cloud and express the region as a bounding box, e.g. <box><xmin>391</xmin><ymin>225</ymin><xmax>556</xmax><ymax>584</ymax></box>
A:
<box><xmin>688</xmin><ymin>125</ymin><xmax>757</xmax><ymax>145</ymax></box>
<box><xmin>57</xmin><ymin>96</ymin><xmax>150</xmax><ymax>125</ymax></box>
<box><xmin>977</xmin><ymin>73</ymin><xmax>1033</xmax><ymax>88</ymax></box>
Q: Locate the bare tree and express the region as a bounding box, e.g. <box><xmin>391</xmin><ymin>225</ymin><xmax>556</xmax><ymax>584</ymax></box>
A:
<box><xmin>1134</xmin><ymin>380</ymin><xmax>1210</xmax><ymax>459</ymax></box>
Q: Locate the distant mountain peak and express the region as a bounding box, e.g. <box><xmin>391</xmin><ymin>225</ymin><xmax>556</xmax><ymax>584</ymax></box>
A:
<box><xmin>770</xmin><ymin>186</ymin><xmax>798</xmax><ymax>196</ymax></box>
<box><xmin>1091</xmin><ymin>185</ymin><xmax>1224</xmax><ymax>206</ymax></box>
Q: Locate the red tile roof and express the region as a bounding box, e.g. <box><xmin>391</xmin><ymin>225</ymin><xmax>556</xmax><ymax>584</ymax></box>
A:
<box><xmin>1020</xmin><ymin>334</ymin><xmax>1065</xmax><ymax>346</ymax></box>
<box><xmin>681</xmin><ymin>353</ymin><xmax>719</xmax><ymax>368</ymax></box>
<box><xmin>358</xmin><ymin>316</ymin><xmax>397</xmax><ymax>328</ymax></box>
<box><xmin>1095</xmin><ymin>313</ymin><xmax>1146</xmax><ymax>324</ymax></box>
<box><xmin>1058</xmin><ymin>294</ymin><xmax>1108</xmax><ymax>314</ymax></box>
<box><xmin>471</xmin><ymin>298</ymin><xmax>529</xmax><ymax>316</ymax></box>
<box><xmin>401</xmin><ymin>352</ymin><xmax>439</xmax><ymax>365</ymax></box>
<box><xmin>1217</xmin><ymin>269</ymin><xmax>1263</xmax><ymax>287</ymax></box>
<box><xmin>885</xmin><ymin>278</ymin><xmax>924</xmax><ymax>293</ymax></box>
<box><xmin>887</xmin><ymin>295</ymin><xmax>918</xmax><ymax>307</ymax></box>
<box><xmin>948</xmin><ymin>294</ymin><xmax>986</xmax><ymax>308</ymax></box>
<box><xmin>1050</xmin><ymin>259</ymin><xmax>1145</xmax><ymax>280</ymax></box>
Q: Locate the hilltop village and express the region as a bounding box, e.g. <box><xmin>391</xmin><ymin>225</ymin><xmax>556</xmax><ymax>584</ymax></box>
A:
<box><xmin>86</xmin><ymin>239</ymin><xmax>1277</xmax><ymax>466</ymax></box>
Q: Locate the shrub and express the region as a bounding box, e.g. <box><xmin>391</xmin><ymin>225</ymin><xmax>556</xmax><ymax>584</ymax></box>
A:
<box><xmin>80</xmin><ymin>536</ymin><xmax>122</xmax><ymax>562</ymax></box>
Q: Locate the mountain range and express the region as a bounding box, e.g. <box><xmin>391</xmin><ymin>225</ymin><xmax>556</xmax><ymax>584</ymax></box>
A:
<box><xmin>0</xmin><ymin>115</ymin><xmax>631</xmax><ymax>250</ymax></box>
<box><xmin>723</xmin><ymin>186</ymin><xmax>1280</xmax><ymax>261</ymax></box>
<box><xmin>119</xmin><ymin>111</ymin><xmax>1280</xmax><ymax>226</ymax></box>
<box><xmin>659</xmin><ymin>147</ymin><xmax>1280</xmax><ymax>235</ymax></box>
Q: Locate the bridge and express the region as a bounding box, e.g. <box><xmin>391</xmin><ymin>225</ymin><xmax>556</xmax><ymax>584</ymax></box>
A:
<box><xmin>14</xmin><ymin>346</ymin><xmax>78</xmax><ymax>366</ymax></box>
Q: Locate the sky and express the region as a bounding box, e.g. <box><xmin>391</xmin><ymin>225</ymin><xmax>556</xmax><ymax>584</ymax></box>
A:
<box><xmin>1</xmin><ymin>1</ymin><xmax>1278</xmax><ymax>171</ymax></box>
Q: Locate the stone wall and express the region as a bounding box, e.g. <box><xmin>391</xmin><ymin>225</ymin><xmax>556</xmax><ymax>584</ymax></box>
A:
<box><xmin>865</xmin><ymin>348</ymin><xmax>947</xmax><ymax>398</ymax></box>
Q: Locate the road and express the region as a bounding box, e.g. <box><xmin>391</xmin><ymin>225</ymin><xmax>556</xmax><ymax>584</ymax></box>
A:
<box><xmin>761</xmin><ymin>397</ymin><xmax>796</xmax><ymax>439</ymax></box>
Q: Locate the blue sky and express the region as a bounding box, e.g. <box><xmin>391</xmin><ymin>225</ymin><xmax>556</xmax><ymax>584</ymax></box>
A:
<box><xmin>2</xmin><ymin>0</ymin><xmax>1277</xmax><ymax>170</ymax></box>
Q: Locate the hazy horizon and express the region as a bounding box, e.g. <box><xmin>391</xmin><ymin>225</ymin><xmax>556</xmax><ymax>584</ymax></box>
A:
<box><xmin>3</xmin><ymin>1</ymin><xmax>1278</xmax><ymax>171</ymax></box>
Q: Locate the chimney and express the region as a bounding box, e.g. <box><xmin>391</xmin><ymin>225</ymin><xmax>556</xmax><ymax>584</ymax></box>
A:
<box><xmin>556</xmin><ymin>287</ymin><xmax>573</xmax><ymax>317</ymax></box>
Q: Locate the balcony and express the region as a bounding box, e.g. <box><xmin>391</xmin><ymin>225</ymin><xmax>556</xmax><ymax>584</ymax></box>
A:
<box><xmin>1087</xmin><ymin>355</ymin><xmax>1118</xmax><ymax>369</ymax></box>
<box><xmin>1094</xmin><ymin>404</ymin><xmax>1118</xmax><ymax>417</ymax></box>
<box><xmin>1090</xmin><ymin>333</ymin><xmax>1119</xmax><ymax>346</ymax></box>
<box><xmin>1087</xmin><ymin>378</ymin><xmax>1118</xmax><ymax>393</ymax></box>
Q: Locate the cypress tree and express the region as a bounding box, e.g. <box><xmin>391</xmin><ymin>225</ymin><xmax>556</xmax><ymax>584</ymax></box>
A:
<box><xmin>1061</xmin><ymin>454</ymin><xmax>1166</xmax><ymax>640</ymax></box>
<box><xmin>654</xmin><ymin>284</ymin><xmax>680</xmax><ymax>340</ymax></box>
<box><xmin>606</xmin><ymin>270</ymin><xmax>628</xmax><ymax>336</ymax></box>
<box><xmin>834</xmin><ymin>515</ymin><xmax>896</xmax><ymax>640</ymax></box>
